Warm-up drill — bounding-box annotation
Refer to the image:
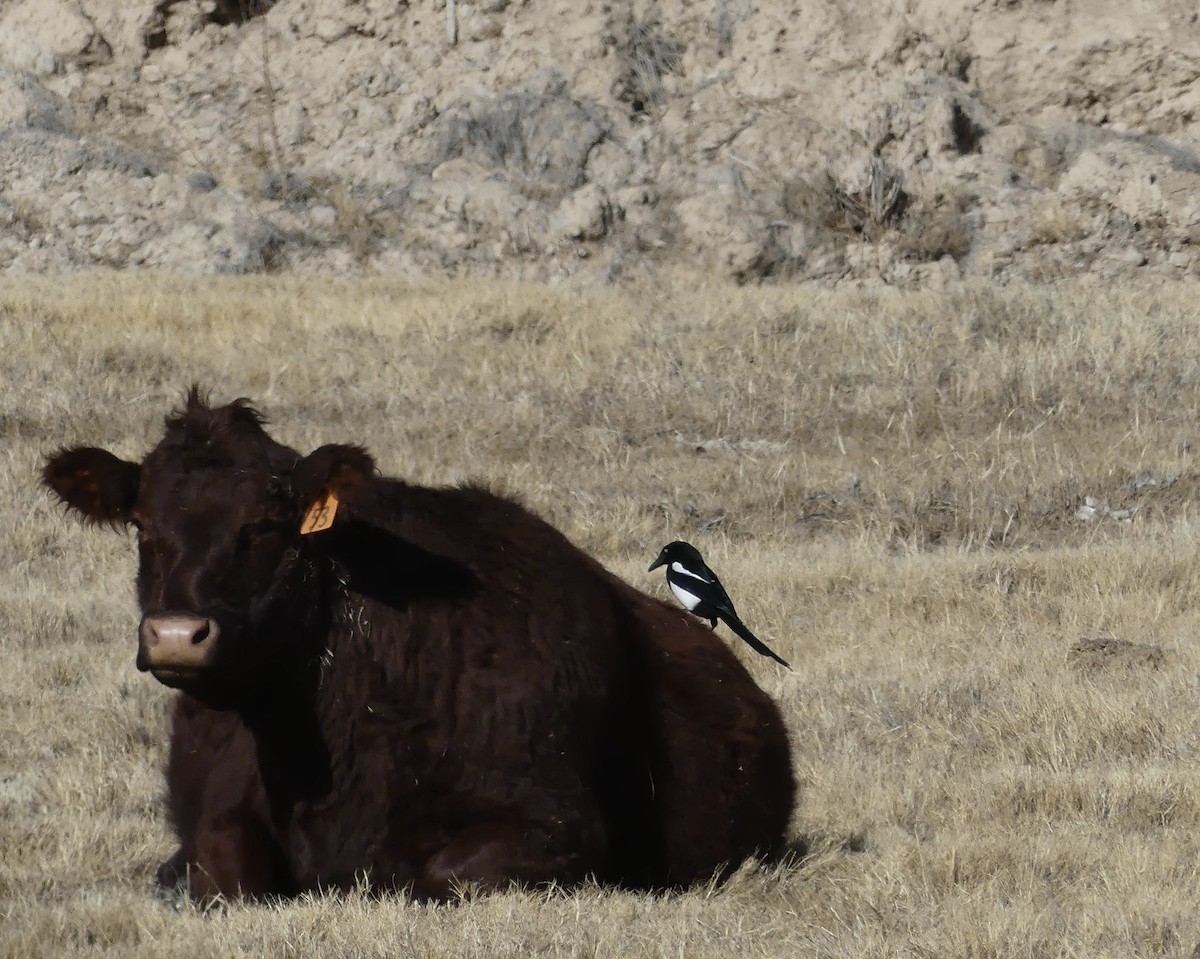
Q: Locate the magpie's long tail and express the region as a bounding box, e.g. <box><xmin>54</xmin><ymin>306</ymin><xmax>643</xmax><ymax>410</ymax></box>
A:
<box><xmin>721</xmin><ymin>613</ymin><xmax>793</xmax><ymax>670</ymax></box>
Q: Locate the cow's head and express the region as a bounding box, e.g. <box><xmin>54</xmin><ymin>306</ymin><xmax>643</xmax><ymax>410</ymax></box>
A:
<box><xmin>42</xmin><ymin>389</ymin><xmax>374</xmax><ymax>708</ymax></box>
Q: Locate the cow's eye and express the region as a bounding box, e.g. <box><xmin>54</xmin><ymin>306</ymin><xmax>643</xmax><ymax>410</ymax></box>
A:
<box><xmin>134</xmin><ymin>524</ymin><xmax>160</xmax><ymax>559</ymax></box>
<box><xmin>237</xmin><ymin>521</ymin><xmax>274</xmax><ymax>550</ymax></box>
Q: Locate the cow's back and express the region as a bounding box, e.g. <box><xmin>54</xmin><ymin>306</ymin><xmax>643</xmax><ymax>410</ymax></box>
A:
<box><xmin>344</xmin><ymin>481</ymin><xmax>794</xmax><ymax>887</ymax></box>
<box><xmin>615</xmin><ymin>583</ymin><xmax>794</xmax><ymax>885</ymax></box>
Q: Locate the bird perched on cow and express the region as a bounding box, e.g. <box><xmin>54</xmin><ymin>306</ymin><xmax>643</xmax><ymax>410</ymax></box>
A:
<box><xmin>649</xmin><ymin>541</ymin><xmax>792</xmax><ymax>670</ymax></box>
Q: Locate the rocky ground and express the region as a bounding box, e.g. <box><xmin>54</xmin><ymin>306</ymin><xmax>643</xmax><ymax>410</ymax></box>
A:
<box><xmin>1</xmin><ymin>0</ymin><xmax>1198</xmax><ymax>285</ymax></box>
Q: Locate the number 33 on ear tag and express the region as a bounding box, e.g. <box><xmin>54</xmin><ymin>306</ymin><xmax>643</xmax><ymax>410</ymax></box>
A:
<box><xmin>300</xmin><ymin>489</ymin><xmax>339</xmax><ymax>535</ymax></box>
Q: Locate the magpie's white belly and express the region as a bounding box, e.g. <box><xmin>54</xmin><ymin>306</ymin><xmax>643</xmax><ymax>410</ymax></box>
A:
<box><xmin>669</xmin><ymin>580</ymin><xmax>702</xmax><ymax>611</ymax></box>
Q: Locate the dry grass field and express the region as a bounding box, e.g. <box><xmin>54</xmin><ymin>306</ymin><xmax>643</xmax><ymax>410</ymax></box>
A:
<box><xmin>4</xmin><ymin>273</ymin><xmax>1200</xmax><ymax>957</ymax></box>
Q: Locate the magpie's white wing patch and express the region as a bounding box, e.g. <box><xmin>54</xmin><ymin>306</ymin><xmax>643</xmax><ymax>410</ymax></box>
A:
<box><xmin>670</xmin><ymin>561</ymin><xmax>713</xmax><ymax>584</ymax></box>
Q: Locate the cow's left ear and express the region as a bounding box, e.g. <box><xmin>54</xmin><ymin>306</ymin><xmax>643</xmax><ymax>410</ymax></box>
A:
<box><xmin>43</xmin><ymin>446</ymin><xmax>141</xmax><ymax>526</ymax></box>
<box><xmin>290</xmin><ymin>444</ymin><xmax>376</xmax><ymax>535</ymax></box>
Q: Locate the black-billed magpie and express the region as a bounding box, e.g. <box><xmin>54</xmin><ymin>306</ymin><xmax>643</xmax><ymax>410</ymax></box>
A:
<box><xmin>648</xmin><ymin>540</ymin><xmax>792</xmax><ymax>670</ymax></box>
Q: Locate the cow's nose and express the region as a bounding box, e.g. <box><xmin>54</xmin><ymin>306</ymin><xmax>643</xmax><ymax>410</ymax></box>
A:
<box><xmin>139</xmin><ymin>613</ymin><xmax>219</xmax><ymax>672</ymax></box>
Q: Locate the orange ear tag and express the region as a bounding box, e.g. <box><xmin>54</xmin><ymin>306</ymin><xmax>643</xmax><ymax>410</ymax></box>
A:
<box><xmin>299</xmin><ymin>489</ymin><xmax>339</xmax><ymax>534</ymax></box>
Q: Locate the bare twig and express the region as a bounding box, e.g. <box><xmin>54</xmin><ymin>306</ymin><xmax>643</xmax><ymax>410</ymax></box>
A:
<box><xmin>260</xmin><ymin>13</ymin><xmax>284</xmax><ymax>177</ymax></box>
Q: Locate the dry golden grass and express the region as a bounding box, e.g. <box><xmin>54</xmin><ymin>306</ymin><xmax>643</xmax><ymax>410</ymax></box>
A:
<box><xmin>4</xmin><ymin>273</ymin><xmax>1200</xmax><ymax>957</ymax></box>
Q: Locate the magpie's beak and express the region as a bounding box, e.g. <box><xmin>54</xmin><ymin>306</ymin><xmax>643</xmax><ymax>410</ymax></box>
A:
<box><xmin>648</xmin><ymin>552</ymin><xmax>667</xmax><ymax>572</ymax></box>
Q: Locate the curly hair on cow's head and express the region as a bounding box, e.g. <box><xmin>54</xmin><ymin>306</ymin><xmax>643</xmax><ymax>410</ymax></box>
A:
<box><xmin>163</xmin><ymin>385</ymin><xmax>270</xmax><ymax>448</ymax></box>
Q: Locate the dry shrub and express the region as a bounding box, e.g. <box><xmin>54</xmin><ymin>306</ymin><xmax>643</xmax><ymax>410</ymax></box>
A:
<box><xmin>314</xmin><ymin>181</ymin><xmax>404</xmax><ymax>261</ymax></box>
<box><xmin>435</xmin><ymin>82</ymin><xmax>607</xmax><ymax>196</ymax></box>
<box><xmin>616</xmin><ymin>20</ymin><xmax>685</xmax><ymax>116</ymax></box>
<box><xmin>892</xmin><ymin>189</ymin><xmax>973</xmax><ymax>262</ymax></box>
<box><xmin>781</xmin><ymin>172</ymin><xmax>843</xmax><ymax>230</ymax></box>
<box><xmin>1028</xmin><ymin>203</ymin><xmax>1091</xmax><ymax>245</ymax></box>
<box><xmin>834</xmin><ymin>157</ymin><xmax>909</xmax><ymax>236</ymax></box>
<box><xmin>783</xmin><ymin>160</ymin><xmax>911</xmax><ymax>245</ymax></box>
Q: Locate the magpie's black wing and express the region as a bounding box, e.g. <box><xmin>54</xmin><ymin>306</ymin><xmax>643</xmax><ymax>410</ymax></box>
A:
<box><xmin>720</xmin><ymin>613</ymin><xmax>793</xmax><ymax>670</ymax></box>
<box><xmin>668</xmin><ymin>564</ymin><xmax>738</xmax><ymax>617</ymax></box>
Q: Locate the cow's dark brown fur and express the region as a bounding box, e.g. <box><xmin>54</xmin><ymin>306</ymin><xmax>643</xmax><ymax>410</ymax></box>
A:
<box><xmin>43</xmin><ymin>390</ymin><xmax>794</xmax><ymax>902</ymax></box>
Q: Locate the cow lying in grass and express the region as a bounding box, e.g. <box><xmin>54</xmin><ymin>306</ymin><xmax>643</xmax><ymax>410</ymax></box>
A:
<box><xmin>43</xmin><ymin>389</ymin><xmax>794</xmax><ymax>902</ymax></box>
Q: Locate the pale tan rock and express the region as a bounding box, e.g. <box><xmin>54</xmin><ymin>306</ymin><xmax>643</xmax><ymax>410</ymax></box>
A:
<box><xmin>553</xmin><ymin>184</ymin><xmax>610</xmax><ymax>240</ymax></box>
<box><xmin>0</xmin><ymin>70</ymin><xmax>71</xmax><ymax>131</ymax></box>
<box><xmin>0</xmin><ymin>0</ymin><xmax>102</xmax><ymax>75</ymax></box>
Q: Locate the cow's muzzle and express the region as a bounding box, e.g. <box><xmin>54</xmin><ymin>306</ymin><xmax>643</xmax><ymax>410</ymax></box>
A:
<box><xmin>138</xmin><ymin>613</ymin><xmax>220</xmax><ymax>685</ymax></box>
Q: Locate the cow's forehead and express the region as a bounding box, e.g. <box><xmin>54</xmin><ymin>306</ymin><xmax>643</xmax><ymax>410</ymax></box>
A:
<box><xmin>138</xmin><ymin>451</ymin><xmax>277</xmax><ymax>523</ymax></box>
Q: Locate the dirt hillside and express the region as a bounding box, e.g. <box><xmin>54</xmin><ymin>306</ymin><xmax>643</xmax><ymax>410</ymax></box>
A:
<box><xmin>1</xmin><ymin>0</ymin><xmax>1198</xmax><ymax>284</ymax></box>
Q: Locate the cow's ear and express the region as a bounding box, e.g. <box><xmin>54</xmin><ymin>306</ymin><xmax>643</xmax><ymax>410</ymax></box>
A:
<box><xmin>42</xmin><ymin>447</ymin><xmax>140</xmax><ymax>525</ymax></box>
<box><xmin>290</xmin><ymin>444</ymin><xmax>375</xmax><ymax>535</ymax></box>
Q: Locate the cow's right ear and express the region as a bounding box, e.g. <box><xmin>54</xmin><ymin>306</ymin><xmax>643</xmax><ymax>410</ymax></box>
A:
<box><xmin>42</xmin><ymin>447</ymin><xmax>141</xmax><ymax>525</ymax></box>
<box><xmin>290</xmin><ymin>444</ymin><xmax>376</xmax><ymax>535</ymax></box>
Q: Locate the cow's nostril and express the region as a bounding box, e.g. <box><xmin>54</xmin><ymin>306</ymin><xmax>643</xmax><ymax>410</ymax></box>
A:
<box><xmin>192</xmin><ymin>621</ymin><xmax>210</xmax><ymax>645</ymax></box>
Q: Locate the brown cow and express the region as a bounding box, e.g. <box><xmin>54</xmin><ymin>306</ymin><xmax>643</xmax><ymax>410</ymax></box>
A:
<box><xmin>43</xmin><ymin>389</ymin><xmax>794</xmax><ymax>902</ymax></box>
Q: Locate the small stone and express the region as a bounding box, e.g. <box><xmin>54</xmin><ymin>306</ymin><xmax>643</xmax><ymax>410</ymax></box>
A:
<box><xmin>1068</xmin><ymin>637</ymin><xmax>1167</xmax><ymax>671</ymax></box>
<box><xmin>186</xmin><ymin>172</ymin><xmax>217</xmax><ymax>193</ymax></box>
<box><xmin>32</xmin><ymin>49</ymin><xmax>57</xmax><ymax>76</ymax></box>
<box><xmin>262</xmin><ymin>171</ymin><xmax>314</xmax><ymax>203</ymax></box>
<box><xmin>554</xmin><ymin>184</ymin><xmax>611</xmax><ymax>241</ymax></box>
<box><xmin>468</xmin><ymin>18</ymin><xmax>504</xmax><ymax>41</ymax></box>
<box><xmin>276</xmin><ymin>102</ymin><xmax>312</xmax><ymax>147</ymax></box>
<box><xmin>314</xmin><ymin>17</ymin><xmax>349</xmax><ymax>43</ymax></box>
<box><xmin>309</xmin><ymin>205</ymin><xmax>337</xmax><ymax>229</ymax></box>
<box><xmin>1121</xmin><ymin>248</ymin><xmax>1147</xmax><ymax>266</ymax></box>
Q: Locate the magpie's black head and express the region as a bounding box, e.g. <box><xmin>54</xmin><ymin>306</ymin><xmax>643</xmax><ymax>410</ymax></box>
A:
<box><xmin>648</xmin><ymin>540</ymin><xmax>705</xmax><ymax>573</ymax></box>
